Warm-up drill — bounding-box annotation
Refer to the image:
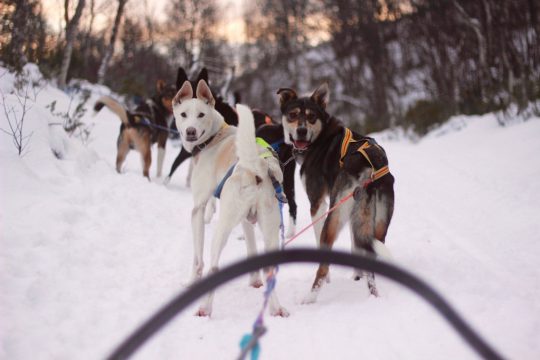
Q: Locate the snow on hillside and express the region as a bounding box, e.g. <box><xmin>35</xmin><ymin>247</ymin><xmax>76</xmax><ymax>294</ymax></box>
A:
<box><xmin>1</xmin><ymin>65</ymin><xmax>539</xmax><ymax>359</ymax></box>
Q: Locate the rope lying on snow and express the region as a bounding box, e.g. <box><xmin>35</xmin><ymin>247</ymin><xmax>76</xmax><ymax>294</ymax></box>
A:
<box><xmin>106</xmin><ymin>249</ymin><xmax>506</xmax><ymax>360</ymax></box>
<box><xmin>238</xmin><ymin>187</ymin><xmax>357</xmax><ymax>359</ymax></box>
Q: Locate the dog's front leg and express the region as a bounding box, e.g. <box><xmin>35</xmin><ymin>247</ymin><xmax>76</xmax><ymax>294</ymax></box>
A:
<box><xmin>303</xmin><ymin>193</ymin><xmax>351</xmax><ymax>304</ymax></box>
<box><xmin>303</xmin><ymin>176</ymin><xmax>327</xmax><ymax>247</ymax></box>
<box><xmin>156</xmin><ymin>146</ymin><xmax>165</xmax><ymax>178</ymax></box>
<box><xmin>310</xmin><ymin>198</ymin><xmax>328</xmax><ymax>248</ymax></box>
<box><xmin>191</xmin><ymin>202</ymin><xmax>206</xmax><ymax>282</ymax></box>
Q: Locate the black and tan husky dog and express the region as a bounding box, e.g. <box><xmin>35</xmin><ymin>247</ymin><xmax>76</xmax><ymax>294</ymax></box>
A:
<box><xmin>277</xmin><ymin>83</ymin><xmax>395</xmax><ymax>302</ymax></box>
<box><xmin>94</xmin><ymin>80</ymin><xmax>176</xmax><ymax>179</ymax></box>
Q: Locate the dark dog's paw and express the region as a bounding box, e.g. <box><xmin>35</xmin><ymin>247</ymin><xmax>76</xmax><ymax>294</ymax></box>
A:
<box><xmin>195</xmin><ymin>307</ymin><xmax>211</xmax><ymax>317</ymax></box>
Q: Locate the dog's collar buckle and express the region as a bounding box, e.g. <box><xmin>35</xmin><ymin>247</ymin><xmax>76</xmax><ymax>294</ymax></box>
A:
<box><xmin>192</xmin><ymin>136</ymin><xmax>214</xmax><ymax>157</ymax></box>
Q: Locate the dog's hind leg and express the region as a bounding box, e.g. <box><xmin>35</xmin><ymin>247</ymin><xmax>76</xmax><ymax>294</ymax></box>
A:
<box><xmin>141</xmin><ymin>147</ymin><xmax>151</xmax><ymax>179</ymax></box>
<box><xmin>241</xmin><ymin>220</ymin><xmax>262</xmax><ymax>288</ymax></box>
<box><xmin>350</xmin><ymin>225</ymin><xmax>364</xmax><ymax>281</ymax></box>
<box><xmin>204</xmin><ymin>197</ymin><xmax>216</xmax><ymax>224</ymax></box>
<box><xmin>351</xmin><ymin>188</ymin><xmax>380</xmax><ymax>296</ymax></box>
<box><xmin>373</xmin><ymin>175</ymin><xmax>395</xmax><ymax>246</ymax></box>
<box><xmin>116</xmin><ymin>133</ymin><xmax>130</xmax><ymax>174</ymax></box>
<box><xmin>257</xmin><ymin>204</ymin><xmax>289</xmax><ymax>317</ymax></box>
<box><xmin>133</xmin><ymin>133</ymin><xmax>152</xmax><ymax>179</ymax></box>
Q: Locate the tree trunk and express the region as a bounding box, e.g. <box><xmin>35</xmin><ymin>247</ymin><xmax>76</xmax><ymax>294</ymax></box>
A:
<box><xmin>453</xmin><ymin>1</ymin><xmax>487</xmax><ymax>101</ymax></box>
<box><xmin>58</xmin><ymin>0</ymin><xmax>86</xmax><ymax>90</ymax></box>
<box><xmin>8</xmin><ymin>1</ymin><xmax>31</xmax><ymax>71</ymax></box>
<box><xmin>97</xmin><ymin>0</ymin><xmax>128</xmax><ymax>85</ymax></box>
<box><xmin>82</xmin><ymin>0</ymin><xmax>95</xmax><ymax>69</ymax></box>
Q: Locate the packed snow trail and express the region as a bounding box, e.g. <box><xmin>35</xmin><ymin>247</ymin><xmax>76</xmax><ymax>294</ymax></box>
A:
<box><xmin>2</xmin><ymin>66</ymin><xmax>540</xmax><ymax>359</ymax></box>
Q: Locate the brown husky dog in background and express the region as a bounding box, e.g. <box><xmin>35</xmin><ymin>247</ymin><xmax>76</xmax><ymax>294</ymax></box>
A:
<box><xmin>94</xmin><ymin>80</ymin><xmax>176</xmax><ymax>179</ymax></box>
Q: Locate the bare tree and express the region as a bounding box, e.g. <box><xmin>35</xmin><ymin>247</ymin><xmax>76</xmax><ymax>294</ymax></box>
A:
<box><xmin>97</xmin><ymin>0</ymin><xmax>128</xmax><ymax>85</ymax></box>
<box><xmin>58</xmin><ymin>0</ymin><xmax>86</xmax><ymax>90</ymax></box>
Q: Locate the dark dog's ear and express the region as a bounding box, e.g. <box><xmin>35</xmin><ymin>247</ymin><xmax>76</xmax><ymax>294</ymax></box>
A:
<box><xmin>277</xmin><ymin>88</ymin><xmax>298</xmax><ymax>106</ymax></box>
<box><xmin>156</xmin><ymin>79</ymin><xmax>166</xmax><ymax>93</ymax></box>
<box><xmin>310</xmin><ymin>83</ymin><xmax>329</xmax><ymax>109</ymax></box>
<box><xmin>196</xmin><ymin>68</ymin><xmax>209</xmax><ymax>84</ymax></box>
<box><xmin>173</xmin><ymin>81</ymin><xmax>193</xmax><ymax>104</ymax></box>
<box><xmin>196</xmin><ymin>79</ymin><xmax>215</xmax><ymax>107</ymax></box>
<box><xmin>176</xmin><ymin>67</ymin><xmax>188</xmax><ymax>90</ymax></box>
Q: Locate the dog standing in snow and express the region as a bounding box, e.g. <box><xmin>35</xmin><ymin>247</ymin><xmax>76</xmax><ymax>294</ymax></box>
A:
<box><xmin>173</xmin><ymin>79</ymin><xmax>288</xmax><ymax>317</ymax></box>
<box><xmin>278</xmin><ymin>83</ymin><xmax>395</xmax><ymax>303</ymax></box>
<box><xmin>94</xmin><ymin>80</ymin><xmax>176</xmax><ymax>179</ymax></box>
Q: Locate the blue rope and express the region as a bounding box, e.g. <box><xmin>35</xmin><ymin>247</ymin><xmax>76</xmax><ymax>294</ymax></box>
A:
<box><xmin>139</xmin><ymin>118</ymin><xmax>180</xmax><ymax>135</ymax></box>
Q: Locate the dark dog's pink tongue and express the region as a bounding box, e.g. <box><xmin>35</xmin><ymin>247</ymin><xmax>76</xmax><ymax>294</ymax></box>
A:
<box><xmin>293</xmin><ymin>140</ymin><xmax>310</xmax><ymax>150</ymax></box>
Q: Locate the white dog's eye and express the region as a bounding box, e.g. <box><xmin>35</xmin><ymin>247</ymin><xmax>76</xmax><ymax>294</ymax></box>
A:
<box><xmin>198</xmin><ymin>112</ymin><xmax>205</xmax><ymax>118</ymax></box>
<box><xmin>181</xmin><ymin>112</ymin><xmax>187</xmax><ymax>118</ymax></box>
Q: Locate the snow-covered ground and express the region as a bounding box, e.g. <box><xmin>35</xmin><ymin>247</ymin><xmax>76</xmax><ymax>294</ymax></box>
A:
<box><xmin>1</xmin><ymin>65</ymin><xmax>539</xmax><ymax>359</ymax></box>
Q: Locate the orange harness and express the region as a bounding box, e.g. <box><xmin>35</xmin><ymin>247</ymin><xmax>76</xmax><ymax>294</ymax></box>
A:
<box><xmin>339</xmin><ymin>128</ymin><xmax>390</xmax><ymax>183</ymax></box>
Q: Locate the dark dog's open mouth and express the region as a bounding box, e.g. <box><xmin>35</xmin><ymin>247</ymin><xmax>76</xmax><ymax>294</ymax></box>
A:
<box><xmin>290</xmin><ymin>135</ymin><xmax>310</xmax><ymax>150</ymax></box>
<box><xmin>293</xmin><ymin>140</ymin><xmax>310</xmax><ymax>150</ymax></box>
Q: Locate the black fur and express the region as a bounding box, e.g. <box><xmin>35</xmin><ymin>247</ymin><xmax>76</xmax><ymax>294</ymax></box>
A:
<box><xmin>279</xmin><ymin>85</ymin><xmax>395</xmax><ymax>295</ymax></box>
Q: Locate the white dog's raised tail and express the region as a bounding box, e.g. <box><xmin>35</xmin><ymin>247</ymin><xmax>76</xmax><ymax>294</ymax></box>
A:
<box><xmin>235</xmin><ymin>104</ymin><xmax>265</xmax><ymax>178</ymax></box>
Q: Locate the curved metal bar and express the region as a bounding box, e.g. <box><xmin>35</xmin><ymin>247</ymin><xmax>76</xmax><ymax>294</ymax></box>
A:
<box><xmin>106</xmin><ymin>249</ymin><xmax>505</xmax><ymax>360</ymax></box>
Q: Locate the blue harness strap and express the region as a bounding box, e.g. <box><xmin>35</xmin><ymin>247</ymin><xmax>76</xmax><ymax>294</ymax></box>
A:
<box><xmin>270</xmin><ymin>140</ymin><xmax>284</xmax><ymax>151</ymax></box>
<box><xmin>213</xmin><ymin>164</ymin><xmax>236</xmax><ymax>199</ymax></box>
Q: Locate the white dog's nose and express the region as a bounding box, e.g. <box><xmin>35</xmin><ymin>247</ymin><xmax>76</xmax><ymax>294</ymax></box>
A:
<box><xmin>185</xmin><ymin>127</ymin><xmax>197</xmax><ymax>141</ymax></box>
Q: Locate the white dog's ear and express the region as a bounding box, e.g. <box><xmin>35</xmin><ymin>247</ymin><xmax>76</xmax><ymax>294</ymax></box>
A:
<box><xmin>196</xmin><ymin>80</ymin><xmax>215</xmax><ymax>107</ymax></box>
<box><xmin>173</xmin><ymin>81</ymin><xmax>193</xmax><ymax>104</ymax></box>
<box><xmin>311</xmin><ymin>83</ymin><xmax>329</xmax><ymax>109</ymax></box>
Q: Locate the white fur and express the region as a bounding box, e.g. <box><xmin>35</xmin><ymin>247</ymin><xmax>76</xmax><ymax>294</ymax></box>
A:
<box><xmin>173</xmin><ymin>97</ymin><xmax>225</xmax><ymax>153</ymax></box>
<box><xmin>372</xmin><ymin>239</ymin><xmax>393</xmax><ymax>260</ymax></box>
<box><xmin>157</xmin><ymin>147</ymin><xmax>165</xmax><ymax>178</ymax></box>
<box><xmin>173</xmin><ymin>94</ymin><xmax>288</xmax><ymax>317</ymax></box>
<box><xmin>197</xmin><ymin>104</ymin><xmax>288</xmax><ymax>317</ymax></box>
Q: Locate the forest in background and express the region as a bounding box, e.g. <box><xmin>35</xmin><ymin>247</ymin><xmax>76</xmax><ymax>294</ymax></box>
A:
<box><xmin>1</xmin><ymin>0</ymin><xmax>539</xmax><ymax>134</ymax></box>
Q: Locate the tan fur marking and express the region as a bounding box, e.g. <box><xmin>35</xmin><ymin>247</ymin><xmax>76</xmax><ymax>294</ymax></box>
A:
<box><xmin>312</xmin><ymin>264</ymin><xmax>329</xmax><ymax>289</ymax></box>
<box><xmin>216</xmin><ymin>139</ymin><xmax>236</xmax><ymax>175</ymax></box>
<box><xmin>374</xmin><ymin>221</ymin><xmax>388</xmax><ymax>242</ymax></box>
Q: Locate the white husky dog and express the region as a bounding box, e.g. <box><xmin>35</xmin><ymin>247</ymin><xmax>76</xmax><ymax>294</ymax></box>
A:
<box><xmin>173</xmin><ymin>80</ymin><xmax>288</xmax><ymax>317</ymax></box>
